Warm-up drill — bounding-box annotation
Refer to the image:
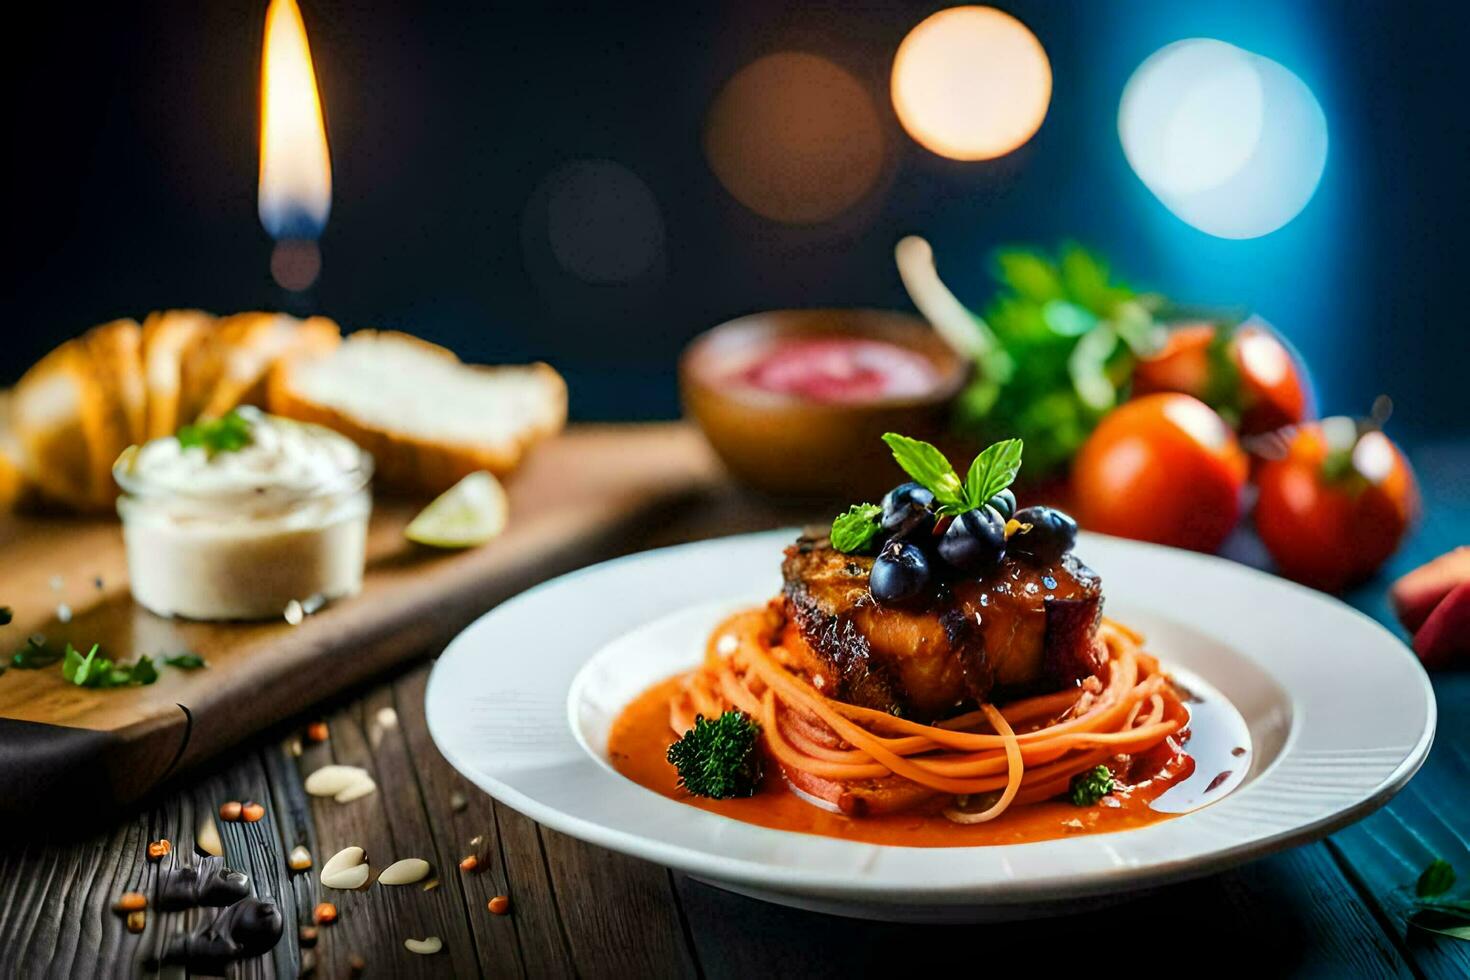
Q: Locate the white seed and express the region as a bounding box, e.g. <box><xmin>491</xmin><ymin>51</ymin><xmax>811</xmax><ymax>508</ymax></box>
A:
<box><xmin>334</xmin><ymin>776</ymin><xmax>378</xmax><ymax>804</ymax></box>
<box><xmin>375</xmin><ymin>707</ymin><xmax>398</xmax><ymax>729</ymax></box>
<box><xmin>56</xmin><ymin>603</ymin><xmax>72</xmax><ymax>624</ymax></box>
<box><xmin>284</xmin><ymin>600</ymin><xmax>304</xmax><ymax>626</ymax></box>
<box><xmin>322</xmin><ymin>846</ymin><xmax>366</xmax><ymax>877</ymax></box>
<box><xmin>301</xmin><ymin>593</ymin><xmax>326</xmax><ymax>615</ymax></box>
<box><xmin>404</xmin><ymin>937</ymin><xmax>442</xmax><ymax>955</ymax></box>
<box><xmin>320</xmin><ymin>863</ymin><xmax>371</xmax><ymax>890</ymax></box>
<box><xmin>304</xmin><ymin>765</ymin><xmax>370</xmax><ymax>797</ymax></box>
<box><xmin>196</xmin><ymin>818</ymin><xmax>223</xmax><ymax>857</ymax></box>
<box><xmin>449</xmin><ymin>791</ymin><xmax>467</xmax><ymax>813</ymax></box>
<box><xmin>49</xmin><ymin>575</ymin><xmax>63</xmax><ymax>591</ymax></box>
<box><xmin>288</xmin><ymin>845</ymin><xmax>313</xmax><ymax>871</ymax></box>
<box><xmin>378</xmin><ymin>859</ymin><xmax>429</xmax><ymax>886</ymax></box>
<box><xmin>288</xmin><ymin>737</ymin><xmax>303</xmax><ymax>757</ymax></box>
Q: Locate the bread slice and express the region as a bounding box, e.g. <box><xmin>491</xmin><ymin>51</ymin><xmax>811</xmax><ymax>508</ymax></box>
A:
<box><xmin>10</xmin><ymin>340</ymin><xmax>108</xmax><ymax>510</ymax></box>
<box><xmin>0</xmin><ymin>390</ymin><xmax>33</xmax><ymax>510</ymax></box>
<box><xmin>268</xmin><ymin>330</ymin><xmax>567</xmax><ymax>494</ymax></box>
<box><xmin>141</xmin><ymin>309</ymin><xmax>215</xmax><ymax>439</ymax></box>
<box><xmin>198</xmin><ymin>312</ymin><xmax>340</xmax><ymax>419</ymax></box>
<box><xmin>81</xmin><ymin>319</ymin><xmax>146</xmax><ymax>502</ymax></box>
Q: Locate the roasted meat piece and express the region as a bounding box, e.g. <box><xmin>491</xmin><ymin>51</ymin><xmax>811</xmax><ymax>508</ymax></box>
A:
<box><xmin>779</xmin><ymin>533</ymin><xmax>1103</xmax><ymax>720</ymax></box>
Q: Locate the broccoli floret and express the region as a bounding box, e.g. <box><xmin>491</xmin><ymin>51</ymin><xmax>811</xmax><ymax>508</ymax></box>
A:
<box><xmin>1069</xmin><ymin>765</ymin><xmax>1115</xmax><ymax>806</ymax></box>
<box><xmin>666</xmin><ymin>711</ymin><xmax>764</xmax><ymax>799</ymax></box>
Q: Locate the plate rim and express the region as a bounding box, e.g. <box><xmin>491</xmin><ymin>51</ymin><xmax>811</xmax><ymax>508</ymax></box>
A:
<box><xmin>426</xmin><ymin>529</ymin><xmax>1437</xmax><ymax>907</ymax></box>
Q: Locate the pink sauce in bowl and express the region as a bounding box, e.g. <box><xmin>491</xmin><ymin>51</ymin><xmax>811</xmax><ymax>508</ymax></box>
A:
<box><xmin>731</xmin><ymin>337</ymin><xmax>943</xmax><ymax>404</ymax></box>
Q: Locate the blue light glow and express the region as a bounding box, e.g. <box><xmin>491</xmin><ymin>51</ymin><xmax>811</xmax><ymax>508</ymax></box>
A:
<box><xmin>1119</xmin><ymin>39</ymin><xmax>1328</xmax><ymax>239</ymax></box>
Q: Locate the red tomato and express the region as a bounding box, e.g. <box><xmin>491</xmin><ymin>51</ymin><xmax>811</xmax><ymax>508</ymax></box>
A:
<box><xmin>1132</xmin><ymin>320</ymin><xmax>1310</xmax><ymax>435</ymax></box>
<box><xmin>1254</xmin><ymin>420</ymin><xmax>1419</xmax><ymax>592</ymax></box>
<box><xmin>1071</xmin><ymin>393</ymin><xmax>1249</xmax><ymax>552</ymax></box>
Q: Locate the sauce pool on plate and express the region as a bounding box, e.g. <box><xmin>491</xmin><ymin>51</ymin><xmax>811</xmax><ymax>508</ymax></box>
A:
<box><xmin>609</xmin><ymin>674</ymin><xmax>1246</xmax><ymax>848</ymax></box>
<box><xmin>730</xmin><ymin>337</ymin><xmax>942</xmax><ymax>404</ymax></box>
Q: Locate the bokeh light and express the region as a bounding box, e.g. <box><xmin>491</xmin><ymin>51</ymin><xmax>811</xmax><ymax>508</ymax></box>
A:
<box><xmin>890</xmin><ymin>6</ymin><xmax>1052</xmax><ymax>161</ymax></box>
<box><xmin>538</xmin><ymin>160</ymin><xmax>665</xmax><ymax>284</ymax></box>
<box><xmin>705</xmin><ymin>52</ymin><xmax>885</xmax><ymax>224</ymax></box>
<box><xmin>1119</xmin><ymin>39</ymin><xmax>1328</xmax><ymax>239</ymax></box>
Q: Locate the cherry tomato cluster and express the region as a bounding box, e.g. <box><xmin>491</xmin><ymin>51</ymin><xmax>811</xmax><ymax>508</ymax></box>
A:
<box><xmin>1069</xmin><ymin>321</ymin><xmax>1419</xmax><ymax>593</ymax></box>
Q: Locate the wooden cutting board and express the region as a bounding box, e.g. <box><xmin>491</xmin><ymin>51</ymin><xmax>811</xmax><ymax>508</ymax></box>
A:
<box><xmin>0</xmin><ymin>423</ymin><xmax>723</xmax><ymax>821</ymax></box>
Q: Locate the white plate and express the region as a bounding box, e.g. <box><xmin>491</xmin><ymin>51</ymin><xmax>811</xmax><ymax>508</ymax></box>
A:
<box><xmin>425</xmin><ymin>530</ymin><xmax>1435</xmax><ymax>921</ymax></box>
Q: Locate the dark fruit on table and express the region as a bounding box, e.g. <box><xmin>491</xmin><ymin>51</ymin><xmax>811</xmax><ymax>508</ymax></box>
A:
<box><xmin>937</xmin><ymin>506</ymin><xmax>1007</xmax><ymax>574</ymax></box>
<box><xmin>881</xmin><ymin>482</ymin><xmax>936</xmax><ymax>532</ymax></box>
<box><xmin>988</xmin><ymin>488</ymin><xmax>1017</xmax><ymax>520</ymax></box>
<box><xmin>870</xmin><ymin>540</ymin><xmax>932</xmax><ymax>604</ymax></box>
<box><xmin>1009</xmin><ymin>506</ymin><xmax>1078</xmax><ymax>564</ymax></box>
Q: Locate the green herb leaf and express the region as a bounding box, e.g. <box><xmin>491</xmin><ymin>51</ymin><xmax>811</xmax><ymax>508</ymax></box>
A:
<box><xmin>164</xmin><ymin>652</ymin><xmax>208</xmax><ymax>670</ymax></box>
<box><xmin>830</xmin><ymin>504</ymin><xmax>883</xmax><ymax>554</ymax></box>
<box><xmin>127</xmin><ymin>655</ymin><xmax>159</xmax><ymax>686</ymax></box>
<box><xmin>1409</xmin><ymin>909</ymin><xmax>1470</xmax><ymax>942</ymax></box>
<box><xmin>1419</xmin><ymin>859</ymin><xmax>1458</xmax><ymax>899</ymax></box>
<box><xmin>62</xmin><ymin>643</ymin><xmax>109</xmax><ymax>687</ymax></box>
<box><xmin>964</xmin><ymin>439</ymin><xmax>1024</xmax><ymax>510</ymax></box>
<box><xmin>881</xmin><ymin>433</ymin><xmax>965</xmax><ymax>513</ymax></box>
<box><xmin>0</xmin><ymin>606</ymin><xmax>11</xmax><ymax>626</ymax></box>
<box><xmin>177</xmin><ymin>410</ymin><xmax>253</xmax><ymax>457</ymax></box>
<box><xmin>1069</xmin><ymin>765</ymin><xmax>1115</xmax><ymax>806</ymax></box>
<box><xmin>11</xmin><ymin>635</ymin><xmax>61</xmax><ymax>669</ymax></box>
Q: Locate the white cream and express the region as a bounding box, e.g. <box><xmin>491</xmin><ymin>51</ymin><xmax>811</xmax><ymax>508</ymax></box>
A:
<box><xmin>115</xmin><ymin>408</ymin><xmax>372</xmax><ymax>621</ymax></box>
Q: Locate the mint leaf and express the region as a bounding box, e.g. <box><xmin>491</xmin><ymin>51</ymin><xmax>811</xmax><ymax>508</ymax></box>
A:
<box><xmin>964</xmin><ymin>439</ymin><xmax>1023</xmax><ymax>509</ymax></box>
<box><xmin>882</xmin><ymin>434</ymin><xmax>965</xmax><ymax>513</ymax></box>
<box><xmin>177</xmin><ymin>410</ymin><xmax>253</xmax><ymax>457</ymax></box>
<box><xmin>1410</xmin><ymin>909</ymin><xmax>1470</xmax><ymax>942</ymax></box>
<box><xmin>1419</xmin><ymin>859</ymin><xmax>1458</xmax><ymax>898</ymax></box>
<box><xmin>830</xmin><ymin>504</ymin><xmax>882</xmax><ymax>554</ymax></box>
<box><xmin>164</xmin><ymin>652</ymin><xmax>208</xmax><ymax>670</ymax></box>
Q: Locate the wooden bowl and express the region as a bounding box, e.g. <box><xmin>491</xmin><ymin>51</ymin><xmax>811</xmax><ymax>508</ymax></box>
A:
<box><xmin>679</xmin><ymin>309</ymin><xmax>968</xmax><ymax>500</ymax></box>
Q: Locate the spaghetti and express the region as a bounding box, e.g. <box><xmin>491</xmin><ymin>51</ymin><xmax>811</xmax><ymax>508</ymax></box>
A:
<box><xmin>666</xmin><ymin>606</ymin><xmax>1188</xmax><ymax>823</ymax></box>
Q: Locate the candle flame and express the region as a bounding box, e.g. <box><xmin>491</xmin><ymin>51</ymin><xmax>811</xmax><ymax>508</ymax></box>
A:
<box><xmin>259</xmin><ymin>0</ymin><xmax>331</xmax><ymax>241</ymax></box>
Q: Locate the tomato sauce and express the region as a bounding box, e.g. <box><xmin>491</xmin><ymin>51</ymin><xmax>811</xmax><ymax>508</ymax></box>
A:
<box><xmin>608</xmin><ymin>674</ymin><xmax>1217</xmax><ymax>848</ymax></box>
<box><xmin>732</xmin><ymin>337</ymin><xmax>941</xmax><ymax>404</ymax></box>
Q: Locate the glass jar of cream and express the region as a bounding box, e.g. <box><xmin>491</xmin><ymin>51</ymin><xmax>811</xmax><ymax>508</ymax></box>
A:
<box><xmin>113</xmin><ymin>407</ymin><xmax>372</xmax><ymax>621</ymax></box>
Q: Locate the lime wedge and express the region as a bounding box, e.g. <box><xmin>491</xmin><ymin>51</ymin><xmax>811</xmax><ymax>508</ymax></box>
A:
<box><xmin>405</xmin><ymin>471</ymin><xmax>508</xmax><ymax>548</ymax></box>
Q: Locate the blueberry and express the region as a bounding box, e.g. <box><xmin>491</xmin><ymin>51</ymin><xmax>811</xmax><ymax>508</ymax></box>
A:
<box><xmin>880</xmin><ymin>482</ymin><xmax>936</xmax><ymax>534</ymax></box>
<box><xmin>1009</xmin><ymin>506</ymin><xmax>1078</xmax><ymax>564</ymax></box>
<box><xmin>987</xmin><ymin>488</ymin><xmax>1017</xmax><ymax>521</ymax></box>
<box><xmin>937</xmin><ymin>505</ymin><xmax>1007</xmax><ymax>574</ymax></box>
<box><xmin>869</xmin><ymin>540</ymin><xmax>932</xmax><ymax>604</ymax></box>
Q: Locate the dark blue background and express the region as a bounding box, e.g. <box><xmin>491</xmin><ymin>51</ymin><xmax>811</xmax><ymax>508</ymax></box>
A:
<box><xmin>6</xmin><ymin>1</ymin><xmax>1466</xmax><ymax>438</ymax></box>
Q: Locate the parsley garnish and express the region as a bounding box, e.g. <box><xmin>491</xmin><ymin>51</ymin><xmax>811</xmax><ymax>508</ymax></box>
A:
<box><xmin>1069</xmin><ymin>765</ymin><xmax>1115</xmax><ymax>806</ymax></box>
<box><xmin>830</xmin><ymin>504</ymin><xmax>883</xmax><ymax>554</ymax></box>
<box><xmin>11</xmin><ymin>635</ymin><xmax>63</xmax><ymax>669</ymax></box>
<box><xmin>881</xmin><ymin>433</ymin><xmax>1024</xmax><ymax>516</ymax></box>
<box><xmin>177</xmin><ymin>410</ymin><xmax>253</xmax><ymax>456</ymax></box>
<box><xmin>60</xmin><ymin>643</ymin><xmax>159</xmax><ymax>688</ymax></box>
<box><xmin>6</xmin><ymin>638</ymin><xmax>199</xmax><ymax>689</ymax></box>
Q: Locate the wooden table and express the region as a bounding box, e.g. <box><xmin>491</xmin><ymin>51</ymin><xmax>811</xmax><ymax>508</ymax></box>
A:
<box><xmin>1</xmin><ymin>441</ymin><xmax>1466</xmax><ymax>979</ymax></box>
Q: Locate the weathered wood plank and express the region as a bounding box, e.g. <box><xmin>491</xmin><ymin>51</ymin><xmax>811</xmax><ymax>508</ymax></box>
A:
<box><xmin>675</xmin><ymin>843</ymin><xmax>1412</xmax><ymax>978</ymax></box>
<box><xmin>391</xmin><ymin>666</ymin><xmax>527</xmax><ymax>978</ymax></box>
<box><xmin>1328</xmin><ymin>673</ymin><xmax>1470</xmax><ymax>980</ymax></box>
<box><xmin>291</xmin><ymin>691</ymin><xmax>479</xmax><ymax>977</ymax></box>
<box><xmin>538</xmin><ymin>828</ymin><xmax>699</xmax><ymax>980</ymax></box>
